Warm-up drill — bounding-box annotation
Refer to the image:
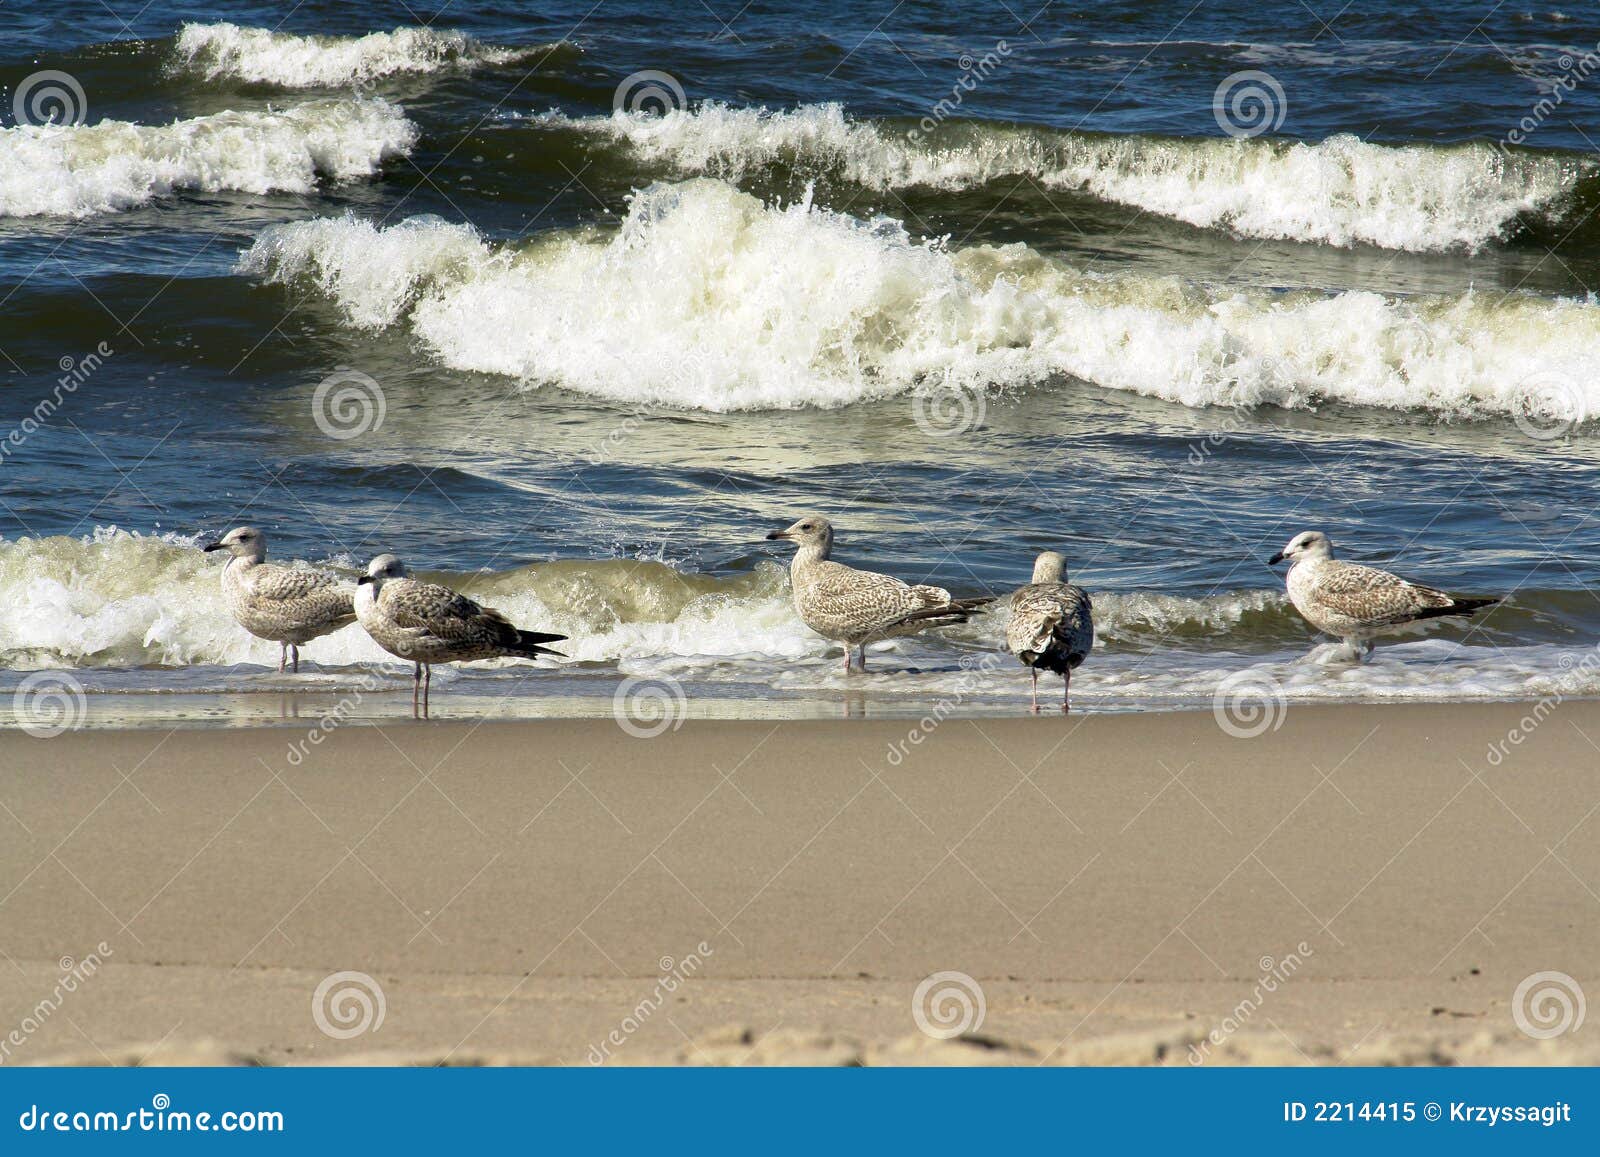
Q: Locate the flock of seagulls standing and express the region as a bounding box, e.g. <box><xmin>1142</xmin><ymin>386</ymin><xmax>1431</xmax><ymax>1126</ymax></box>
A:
<box><xmin>202</xmin><ymin>517</ymin><xmax>1499</xmax><ymax>715</ymax></box>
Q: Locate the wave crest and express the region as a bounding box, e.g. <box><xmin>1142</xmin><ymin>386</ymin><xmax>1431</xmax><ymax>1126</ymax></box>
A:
<box><xmin>239</xmin><ymin>178</ymin><xmax>1600</xmax><ymax>421</ymax></box>
<box><xmin>0</xmin><ymin>98</ymin><xmax>415</xmax><ymax>218</ymax></box>
<box><xmin>173</xmin><ymin>22</ymin><xmax>554</xmax><ymax>87</ymax></box>
<box><xmin>539</xmin><ymin>102</ymin><xmax>1587</xmax><ymax>252</ymax></box>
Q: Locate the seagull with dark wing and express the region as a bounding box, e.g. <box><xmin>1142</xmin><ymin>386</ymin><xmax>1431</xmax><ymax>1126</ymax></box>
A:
<box><xmin>1006</xmin><ymin>550</ymin><xmax>1094</xmax><ymax>713</ymax></box>
<box><xmin>355</xmin><ymin>553</ymin><xmax>566</xmax><ymax>713</ymax></box>
<box><xmin>766</xmin><ymin>513</ymin><xmax>991</xmax><ymax>673</ymax></box>
<box><xmin>203</xmin><ymin>526</ymin><xmax>355</xmax><ymax>672</ymax></box>
<box><xmin>1268</xmin><ymin>530</ymin><xmax>1498</xmax><ymax>662</ymax></box>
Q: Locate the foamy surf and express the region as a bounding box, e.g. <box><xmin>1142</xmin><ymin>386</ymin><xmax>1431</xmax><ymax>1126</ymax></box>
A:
<box><xmin>2</xmin><ymin>530</ymin><xmax>1587</xmax><ymax>713</ymax></box>
<box><xmin>173</xmin><ymin>22</ymin><xmax>557</xmax><ymax>87</ymax></box>
<box><xmin>239</xmin><ymin>177</ymin><xmax>1600</xmax><ymax>423</ymax></box>
<box><xmin>536</xmin><ymin>103</ymin><xmax>1588</xmax><ymax>252</ymax></box>
<box><xmin>0</xmin><ymin>98</ymin><xmax>416</xmax><ymax>219</ymax></box>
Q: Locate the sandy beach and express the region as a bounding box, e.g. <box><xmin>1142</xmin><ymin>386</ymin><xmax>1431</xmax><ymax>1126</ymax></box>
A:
<box><xmin>1</xmin><ymin>701</ymin><xmax>1595</xmax><ymax>1066</ymax></box>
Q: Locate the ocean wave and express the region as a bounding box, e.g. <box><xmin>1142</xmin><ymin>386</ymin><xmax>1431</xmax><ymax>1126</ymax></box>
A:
<box><xmin>0</xmin><ymin>528</ymin><xmax>1312</xmax><ymax>671</ymax></box>
<box><xmin>536</xmin><ymin>102</ymin><xmax>1588</xmax><ymax>252</ymax></box>
<box><xmin>0</xmin><ymin>528</ymin><xmax>810</xmax><ymax>670</ymax></box>
<box><xmin>0</xmin><ymin>98</ymin><xmax>415</xmax><ymax>219</ymax></box>
<box><xmin>173</xmin><ymin>22</ymin><xmax>556</xmax><ymax>87</ymax></box>
<box><xmin>239</xmin><ymin>177</ymin><xmax>1600</xmax><ymax>421</ymax></box>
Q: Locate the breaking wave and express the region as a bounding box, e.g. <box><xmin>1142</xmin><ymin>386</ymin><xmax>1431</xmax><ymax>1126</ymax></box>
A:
<box><xmin>0</xmin><ymin>98</ymin><xmax>415</xmax><ymax>218</ymax></box>
<box><xmin>535</xmin><ymin>103</ymin><xmax>1590</xmax><ymax>252</ymax></box>
<box><xmin>239</xmin><ymin>177</ymin><xmax>1600</xmax><ymax>422</ymax></box>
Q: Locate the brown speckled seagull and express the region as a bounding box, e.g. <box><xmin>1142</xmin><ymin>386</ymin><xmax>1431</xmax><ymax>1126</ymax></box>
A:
<box><xmin>203</xmin><ymin>526</ymin><xmax>356</xmax><ymax>672</ymax></box>
<box><xmin>355</xmin><ymin>553</ymin><xmax>566</xmax><ymax>714</ymax></box>
<box><xmin>1268</xmin><ymin>530</ymin><xmax>1498</xmax><ymax>662</ymax></box>
<box><xmin>765</xmin><ymin>513</ymin><xmax>991</xmax><ymax>673</ymax></box>
<box><xmin>1006</xmin><ymin>550</ymin><xmax>1094</xmax><ymax>713</ymax></box>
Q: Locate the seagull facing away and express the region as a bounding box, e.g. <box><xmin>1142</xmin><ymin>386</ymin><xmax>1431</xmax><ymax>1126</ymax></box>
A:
<box><xmin>1268</xmin><ymin>530</ymin><xmax>1498</xmax><ymax>662</ymax></box>
<box><xmin>202</xmin><ymin>526</ymin><xmax>355</xmax><ymax>672</ymax></box>
<box><xmin>1006</xmin><ymin>551</ymin><xmax>1094</xmax><ymax>713</ymax></box>
<box><xmin>355</xmin><ymin>553</ymin><xmax>566</xmax><ymax>714</ymax></box>
<box><xmin>765</xmin><ymin>513</ymin><xmax>992</xmax><ymax>673</ymax></box>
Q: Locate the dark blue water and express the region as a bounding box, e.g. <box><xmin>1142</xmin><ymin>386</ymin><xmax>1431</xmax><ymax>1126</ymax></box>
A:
<box><xmin>1</xmin><ymin>2</ymin><xmax>1598</xmax><ymax>720</ymax></box>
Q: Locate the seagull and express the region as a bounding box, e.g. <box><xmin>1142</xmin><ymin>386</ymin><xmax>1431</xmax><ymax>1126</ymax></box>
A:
<box><xmin>202</xmin><ymin>526</ymin><xmax>356</xmax><ymax>672</ymax></box>
<box><xmin>1268</xmin><ymin>530</ymin><xmax>1498</xmax><ymax>661</ymax></box>
<box><xmin>354</xmin><ymin>553</ymin><xmax>566</xmax><ymax>713</ymax></box>
<box><xmin>1006</xmin><ymin>551</ymin><xmax>1094</xmax><ymax>712</ymax></box>
<box><xmin>765</xmin><ymin>513</ymin><xmax>991</xmax><ymax>672</ymax></box>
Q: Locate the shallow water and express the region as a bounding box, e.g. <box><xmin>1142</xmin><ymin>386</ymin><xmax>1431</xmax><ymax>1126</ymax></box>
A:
<box><xmin>2</xmin><ymin>3</ymin><xmax>1599</xmax><ymax>725</ymax></box>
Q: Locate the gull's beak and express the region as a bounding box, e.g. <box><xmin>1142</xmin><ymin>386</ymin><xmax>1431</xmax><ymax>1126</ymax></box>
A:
<box><xmin>202</xmin><ymin>541</ymin><xmax>224</xmax><ymax>553</ymax></box>
<box><xmin>765</xmin><ymin>529</ymin><xmax>793</xmax><ymax>541</ymax></box>
<box><xmin>356</xmin><ymin>574</ymin><xmax>373</xmax><ymax>585</ymax></box>
<box><xmin>1267</xmin><ymin>551</ymin><xmax>1286</xmax><ymax>566</ymax></box>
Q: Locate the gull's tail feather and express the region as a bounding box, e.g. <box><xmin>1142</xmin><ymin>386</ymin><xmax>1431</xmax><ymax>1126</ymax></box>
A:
<box><xmin>887</xmin><ymin>597</ymin><xmax>991</xmax><ymax>630</ymax></box>
<box><xmin>1413</xmin><ymin>596</ymin><xmax>1499</xmax><ymax>622</ymax></box>
<box><xmin>508</xmin><ymin>629</ymin><xmax>568</xmax><ymax>659</ymax></box>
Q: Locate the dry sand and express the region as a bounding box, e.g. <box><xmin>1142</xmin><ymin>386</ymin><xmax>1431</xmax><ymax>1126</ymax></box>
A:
<box><xmin>1</xmin><ymin>702</ymin><xmax>1596</xmax><ymax>1066</ymax></box>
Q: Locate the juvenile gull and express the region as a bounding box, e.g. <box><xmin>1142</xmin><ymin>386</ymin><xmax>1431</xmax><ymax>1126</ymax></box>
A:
<box><xmin>354</xmin><ymin>553</ymin><xmax>566</xmax><ymax>712</ymax></box>
<box><xmin>1268</xmin><ymin>530</ymin><xmax>1498</xmax><ymax>661</ymax></box>
<box><xmin>1006</xmin><ymin>550</ymin><xmax>1094</xmax><ymax>713</ymax></box>
<box><xmin>202</xmin><ymin>526</ymin><xmax>355</xmax><ymax>672</ymax></box>
<box><xmin>765</xmin><ymin>513</ymin><xmax>991</xmax><ymax>672</ymax></box>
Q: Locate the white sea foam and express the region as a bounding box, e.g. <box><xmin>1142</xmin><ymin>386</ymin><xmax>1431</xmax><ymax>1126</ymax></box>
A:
<box><xmin>537</xmin><ymin>102</ymin><xmax>1586</xmax><ymax>252</ymax></box>
<box><xmin>174</xmin><ymin>22</ymin><xmax>552</xmax><ymax>87</ymax></box>
<box><xmin>0</xmin><ymin>98</ymin><xmax>415</xmax><ymax>219</ymax></box>
<box><xmin>239</xmin><ymin>177</ymin><xmax>1600</xmax><ymax>422</ymax></box>
<box><xmin>2</xmin><ymin>530</ymin><xmax>1584</xmax><ymax>707</ymax></box>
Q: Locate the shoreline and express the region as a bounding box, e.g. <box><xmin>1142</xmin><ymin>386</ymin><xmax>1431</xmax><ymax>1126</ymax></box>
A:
<box><xmin>2</xmin><ymin>702</ymin><xmax>1596</xmax><ymax>1066</ymax></box>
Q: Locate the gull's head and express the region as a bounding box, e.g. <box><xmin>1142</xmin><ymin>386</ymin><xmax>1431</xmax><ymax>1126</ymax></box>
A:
<box><xmin>766</xmin><ymin>513</ymin><xmax>834</xmax><ymax>556</ymax></box>
<box><xmin>202</xmin><ymin>525</ymin><xmax>267</xmax><ymax>561</ymax></box>
<box><xmin>1031</xmin><ymin>550</ymin><xmax>1068</xmax><ymax>584</ymax></box>
<box><xmin>357</xmin><ymin>553</ymin><xmax>408</xmax><ymax>588</ymax></box>
<box><xmin>1268</xmin><ymin>530</ymin><xmax>1333</xmax><ymax>567</ymax></box>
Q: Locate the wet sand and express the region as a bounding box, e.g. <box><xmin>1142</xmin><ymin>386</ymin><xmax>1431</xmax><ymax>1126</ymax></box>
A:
<box><xmin>1</xmin><ymin>702</ymin><xmax>1596</xmax><ymax>1065</ymax></box>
